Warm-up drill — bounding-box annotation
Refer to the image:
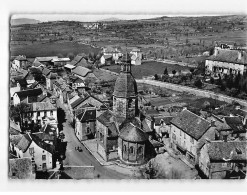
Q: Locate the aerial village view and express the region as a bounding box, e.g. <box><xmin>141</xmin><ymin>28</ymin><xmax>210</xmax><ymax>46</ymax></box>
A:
<box><xmin>8</xmin><ymin>13</ymin><xmax>247</xmax><ymax>180</ymax></box>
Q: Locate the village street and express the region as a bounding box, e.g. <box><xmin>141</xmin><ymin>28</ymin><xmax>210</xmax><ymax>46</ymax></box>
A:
<box><xmin>56</xmin><ymin>100</ymin><xmax>131</xmax><ymax>179</ymax></box>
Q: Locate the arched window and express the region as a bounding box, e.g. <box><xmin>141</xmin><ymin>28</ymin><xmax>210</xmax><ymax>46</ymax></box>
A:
<box><xmin>137</xmin><ymin>146</ymin><xmax>143</xmax><ymax>155</ymax></box>
<box><xmin>123</xmin><ymin>145</ymin><xmax>127</xmax><ymax>152</ymax></box>
<box><xmin>130</xmin><ymin>146</ymin><xmax>134</xmax><ymax>154</ymax></box>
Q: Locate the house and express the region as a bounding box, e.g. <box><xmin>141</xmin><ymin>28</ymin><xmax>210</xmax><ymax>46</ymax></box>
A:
<box><xmin>130</xmin><ymin>48</ymin><xmax>142</xmax><ymax>65</ymax></box>
<box><xmin>9</xmin><ymin>133</ymin><xmax>56</xmax><ymax>171</ymax></box>
<box><xmin>198</xmin><ymin>141</ymin><xmax>246</xmax><ymax>179</ymax></box>
<box><xmin>34</xmin><ymin>56</ymin><xmax>58</xmax><ymax>66</ymax></box>
<box><xmin>28</xmin><ymin>101</ymin><xmax>57</xmax><ymax>124</ymax></box>
<box><xmin>51</xmin><ymin>58</ymin><xmax>71</xmax><ymax>67</ymax></box>
<box><xmin>46</xmin><ymin>73</ymin><xmax>58</xmax><ymax>90</ymax></box>
<box><xmin>53</xmin><ymin>78</ymin><xmax>67</xmax><ymax>104</ymax></box>
<box><xmin>96</xmin><ymin>110</ymin><xmax>119</xmax><ymax>161</ymax></box>
<box><xmin>71</xmin><ymin>66</ymin><xmax>97</xmax><ymax>81</ymax></box>
<box><xmin>9</xmin><ymin>120</ymin><xmax>22</xmax><ymax>135</ymax></box>
<box><xmin>102</xmin><ymin>47</ymin><xmax>122</xmax><ymax>62</ymax></box>
<box><xmin>13</xmin><ymin>88</ymin><xmax>43</xmax><ymax>106</ymax></box>
<box><xmin>205</xmin><ymin>48</ymin><xmax>247</xmax><ymax>76</ymax></box>
<box><xmin>11</xmin><ymin>55</ymin><xmax>27</xmax><ymax>71</ymax></box>
<box><xmin>75</xmin><ymin>104</ymin><xmax>96</xmax><ymax>141</ymax></box>
<box><xmin>68</xmin><ymin>53</ymin><xmax>88</xmax><ymax>66</ymax></box>
<box><xmin>9</xmin><ymin>157</ymin><xmax>36</xmax><ymax>179</ymax></box>
<box><xmin>170</xmin><ymin>109</ymin><xmax>216</xmax><ymax>165</ymax></box>
<box><xmin>224</xmin><ymin>116</ymin><xmax>246</xmax><ymax>140</ymax></box>
<box><xmin>64</xmin><ymin>64</ymin><xmax>76</xmax><ymax>72</ymax></box>
<box><xmin>152</xmin><ymin>116</ymin><xmax>174</xmax><ymax>139</ymax></box>
<box><xmin>70</xmin><ymin>94</ymin><xmax>106</xmax><ymax>117</ymax></box>
<box><xmin>10</xmin><ymin>78</ymin><xmax>27</xmax><ymax>98</ymax></box>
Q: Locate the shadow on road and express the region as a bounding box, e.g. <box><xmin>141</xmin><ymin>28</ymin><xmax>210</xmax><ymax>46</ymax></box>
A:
<box><xmin>57</xmin><ymin>107</ymin><xmax>66</xmax><ymax>132</ymax></box>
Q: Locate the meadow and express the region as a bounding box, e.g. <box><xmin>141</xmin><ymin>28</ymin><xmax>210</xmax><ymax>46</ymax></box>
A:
<box><xmin>10</xmin><ymin>41</ymin><xmax>100</xmax><ymax>58</ymax></box>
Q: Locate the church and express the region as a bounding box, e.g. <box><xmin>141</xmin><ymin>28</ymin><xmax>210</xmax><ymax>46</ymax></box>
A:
<box><xmin>96</xmin><ymin>53</ymin><xmax>158</xmax><ymax>166</ymax></box>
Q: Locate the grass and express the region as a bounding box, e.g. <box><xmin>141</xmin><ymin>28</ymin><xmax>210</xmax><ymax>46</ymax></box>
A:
<box><xmin>10</xmin><ymin>41</ymin><xmax>100</xmax><ymax>58</ymax></box>
<box><xmin>103</xmin><ymin>61</ymin><xmax>190</xmax><ymax>79</ymax></box>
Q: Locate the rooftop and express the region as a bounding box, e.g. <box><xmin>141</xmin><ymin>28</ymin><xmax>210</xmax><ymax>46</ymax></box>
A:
<box><xmin>71</xmin><ymin>66</ymin><xmax>92</xmax><ymax>77</ymax></box>
<box><xmin>207</xmin><ymin>141</ymin><xmax>247</xmax><ymax>161</ymax></box>
<box><xmin>171</xmin><ymin>109</ymin><xmax>211</xmax><ymax>140</ymax></box>
<box><xmin>207</xmin><ymin>50</ymin><xmax>247</xmax><ymax>65</ymax></box>
<box><xmin>32</xmin><ymin>102</ymin><xmax>56</xmax><ymax>111</ymax></box>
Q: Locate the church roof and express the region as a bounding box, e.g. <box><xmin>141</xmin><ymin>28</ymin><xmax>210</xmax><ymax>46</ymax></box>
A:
<box><xmin>119</xmin><ymin>122</ymin><xmax>148</xmax><ymax>142</ymax></box>
<box><xmin>113</xmin><ymin>72</ymin><xmax>137</xmax><ymax>98</ymax></box>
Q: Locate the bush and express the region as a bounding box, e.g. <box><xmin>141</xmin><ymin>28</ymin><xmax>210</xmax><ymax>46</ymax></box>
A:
<box><xmin>194</xmin><ymin>79</ymin><xmax>203</xmax><ymax>88</ymax></box>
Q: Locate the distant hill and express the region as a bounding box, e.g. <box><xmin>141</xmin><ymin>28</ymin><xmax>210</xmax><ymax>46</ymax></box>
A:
<box><xmin>11</xmin><ymin>18</ymin><xmax>40</xmax><ymax>26</ymax></box>
<box><xmin>98</xmin><ymin>17</ymin><xmax>121</xmax><ymax>22</ymax></box>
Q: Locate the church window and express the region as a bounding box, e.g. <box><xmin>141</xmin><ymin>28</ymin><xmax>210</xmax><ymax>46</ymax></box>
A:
<box><xmin>130</xmin><ymin>146</ymin><xmax>134</xmax><ymax>155</ymax></box>
<box><xmin>123</xmin><ymin>145</ymin><xmax>127</xmax><ymax>152</ymax></box>
<box><xmin>137</xmin><ymin>146</ymin><xmax>143</xmax><ymax>155</ymax></box>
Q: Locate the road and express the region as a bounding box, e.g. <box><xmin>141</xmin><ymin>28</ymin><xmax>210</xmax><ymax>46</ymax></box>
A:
<box><xmin>57</xmin><ymin>101</ymin><xmax>130</xmax><ymax>179</ymax></box>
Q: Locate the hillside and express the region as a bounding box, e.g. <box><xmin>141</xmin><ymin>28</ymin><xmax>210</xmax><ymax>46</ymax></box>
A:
<box><xmin>11</xmin><ymin>18</ymin><xmax>40</xmax><ymax>26</ymax></box>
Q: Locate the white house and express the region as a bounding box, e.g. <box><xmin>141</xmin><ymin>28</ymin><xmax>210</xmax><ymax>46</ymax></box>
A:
<box><xmin>170</xmin><ymin>109</ymin><xmax>216</xmax><ymax>165</ymax></box>
<box><xmin>28</xmin><ymin>101</ymin><xmax>57</xmax><ymax>124</ymax></box>
<box><xmin>198</xmin><ymin>141</ymin><xmax>247</xmax><ymax>179</ymax></box>
<box><xmin>11</xmin><ymin>55</ymin><xmax>27</xmax><ymax>71</ymax></box>
<box><xmin>10</xmin><ymin>133</ymin><xmax>55</xmax><ymax>171</ymax></box>
<box><xmin>205</xmin><ymin>47</ymin><xmax>247</xmax><ymax>75</ymax></box>
<box><xmin>130</xmin><ymin>48</ymin><xmax>142</xmax><ymax>65</ymax></box>
<box><xmin>13</xmin><ymin>88</ymin><xmax>43</xmax><ymax>106</ymax></box>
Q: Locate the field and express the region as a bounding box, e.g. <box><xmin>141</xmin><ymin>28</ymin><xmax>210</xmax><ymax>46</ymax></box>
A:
<box><xmin>10</xmin><ymin>41</ymin><xmax>100</xmax><ymax>58</ymax></box>
<box><xmin>103</xmin><ymin>61</ymin><xmax>190</xmax><ymax>79</ymax></box>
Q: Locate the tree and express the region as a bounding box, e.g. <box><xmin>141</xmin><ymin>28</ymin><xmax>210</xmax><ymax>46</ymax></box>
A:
<box><xmin>163</xmin><ymin>68</ymin><xmax>168</xmax><ymax>75</ymax></box>
<box><xmin>172</xmin><ymin>70</ymin><xmax>177</xmax><ymax>76</ymax></box>
<box><xmin>10</xmin><ymin>103</ymin><xmax>30</xmax><ymax>130</ymax></box>
<box><xmin>194</xmin><ymin>79</ymin><xmax>203</xmax><ymax>88</ymax></box>
<box><xmin>154</xmin><ymin>74</ymin><xmax>159</xmax><ymax>80</ymax></box>
<box><xmin>190</xmin><ymin>68</ymin><xmax>195</xmax><ymax>74</ymax></box>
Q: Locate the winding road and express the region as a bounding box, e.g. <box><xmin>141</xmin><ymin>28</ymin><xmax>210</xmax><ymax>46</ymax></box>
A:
<box><xmin>57</xmin><ymin>101</ymin><xmax>130</xmax><ymax>179</ymax></box>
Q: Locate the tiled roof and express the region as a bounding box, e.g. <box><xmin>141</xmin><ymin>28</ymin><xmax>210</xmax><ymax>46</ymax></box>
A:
<box><xmin>64</xmin><ymin>64</ymin><xmax>76</xmax><ymax>69</ymax></box>
<box><xmin>12</xmin><ymin>134</ymin><xmax>32</xmax><ymax>153</ymax></box>
<box><xmin>113</xmin><ymin>72</ymin><xmax>137</xmax><ymax>98</ymax></box>
<box><xmin>76</xmin><ymin>58</ymin><xmax>89</xmax><ymax>67</ymax></box>
<box><xmin>150</xmin><ymin>139</ymin><xmax>164</xmax><ymax>148</ymax></box>
<box><xmin>9</xmin><ymin>157</ymin><xmax>34</xmax><ymax>179</ymax></box>
<box><xmin>119</xmin><ymin>122</ymin><xmax>148</xmax><ymax>142</ymax></box>
<box><xmin>171</xmin><ymin>109</ymin><xmax>211</xmax><ymax>140</ymax></box>
<box><xmin>14</xmin><ymin>88</ymin><xmax>43</xmax><ymax>99</ymax></box>
<box><xmin>32</xmin><ymin>132</ymin><xmax>55</xmax><ymax>141</ymax></box>
<box><xmin>29</xmin><ymin>81</ymin><xmax>39</xmax><ymax>89</ymax></box>
<box><xmin>9</xmin><ymin>120</ymin><xmax>21</xmax><ymax>135</ymax></box>
<box><xmin>207</xmin><ymin>141</ymin><xmax>247</xmax><ymax>161</ymax></box>
<box><xmin>154</xmin><ymin>116</ymin><xmax>174</xmax><ymax>125</ymax></box>
<box><xmin>96</xmin><ymin>110</ymin><xmax>119</xmax><ymax>137</ymax></box>
<box><xmin>76</xmin><ymin>108</ymin><xmax>96</xmax><ymax>122</ymax></box>
<box><xmin>225</xmin><ymin>116</ymin><xmax>246</xmax><ymax>133</ymax></box>
<box><xmin>30</xmin><ymin>134</ymin><xmax>55</xmax><ymax>154</ymax></box>
<box><xmin>37</xmin><ymin>94</ymin><xmax>48</xmax><ymax>102</ymax></box>
<box><xmin>42</xmin><ymin>67</ymin><xmax>51</xmax><ymax>76</ymax></box>
<box><xmin>207</xmin><ymin>50</ymin><xmax>247</xmax><ymax>65</ymax></box>
<box><xmin>15</xmin><ymin>78</ymin><xmax>28</xmax><ymax>88</ymax></box>
<box><xmin>145</xmin><ymin>109</ymin><xmax>160</xmax><ymax>116</ymax></box>
<box><xmin>32</xmin><ymin>102</ymin><xmax>56</xmax><ymax>111</ymax></box>
<box><xmin>71</xmin><ymin>66</ymin><xmax>92</xmax><ymax>77</ymax></box>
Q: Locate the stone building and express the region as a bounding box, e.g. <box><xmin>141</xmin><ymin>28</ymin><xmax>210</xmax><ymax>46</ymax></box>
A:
<box><xmin>96</xmin><ymin>53</ymin><xmax>158</xmax><ymax>165</ymax></box>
